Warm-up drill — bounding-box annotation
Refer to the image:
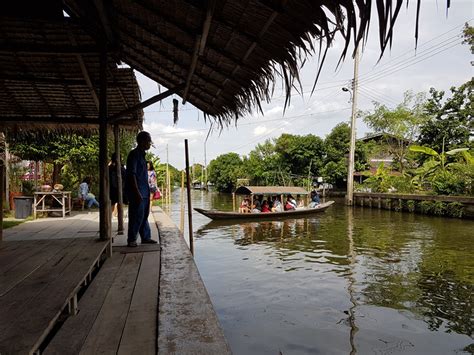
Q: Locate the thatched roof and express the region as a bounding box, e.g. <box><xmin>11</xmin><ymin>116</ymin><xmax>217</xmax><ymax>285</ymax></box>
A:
<box><xmin>62</xmin><ymin>0</ymin><xmax>448</xmax><ymax>124</ymax></box>
<box><xmin>235</xmin><ymin>185</ymin><xmax>309</xmax><ymax>195</ymax></box>
<box><xmin>1</xmin><ymin>1</ymin><xmax>450</xmax><ymax>130</ymax></box>
<box><xmin>0</xmin><ymin>17</ymin><xmax>143</xmax><ymax>134</ymax></box>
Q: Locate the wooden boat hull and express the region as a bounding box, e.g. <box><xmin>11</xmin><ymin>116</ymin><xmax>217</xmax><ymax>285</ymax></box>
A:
<box><xmin>194</xmin><ymin>201</ymin><xmax>335</xmax><ymax>220</ymax></box>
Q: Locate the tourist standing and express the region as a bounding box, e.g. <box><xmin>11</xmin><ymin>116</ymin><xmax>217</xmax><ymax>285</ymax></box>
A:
<box><xmin>126</xmin><ymin>131</ymin><xmax>158</xmax><ymax>247</ymax></box>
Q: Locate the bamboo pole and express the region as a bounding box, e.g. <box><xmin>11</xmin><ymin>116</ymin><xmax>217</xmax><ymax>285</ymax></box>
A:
<box><xmin>114</xmin><ymin>125</ymin><xmax>124</xmax><ymax>235</ymax></box>
<box><xmin>184</xmin><ymin>140</ymin><xmax>194</xmax><ymax>255</ymax></box>
<box><xmin>232</xmin><ymin>192</ymin><xmax>236</xmax><ymax>212</ymax></box>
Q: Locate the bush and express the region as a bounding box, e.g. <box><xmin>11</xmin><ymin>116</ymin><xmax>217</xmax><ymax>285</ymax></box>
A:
<box><xmin>390</xmin><ymin>176</ymin><xmax>416</xmax><ymax>193</ymax></box>
<box><xmin>406</xmin><ymin>200</ymin><xmax>416</xmax><ymax>212</ymax></box>
<box><xmin>420</xmin><ymin>201</ymin><xmax>434</xmax><ymax>214</ymax></box>
<box><xmin>432</xmin><ymin>201</ymin><xmax>446</xmax><ymax>215</ymax></box>
<box><xmin>446</xmin><ymin>202</ymin><xmax>464</xmax><ymax>218</ymax></box>
<box><xmin>431</xmin><ymin>170</ymin><xmax>466</xmax><ymax>195</ymax></box>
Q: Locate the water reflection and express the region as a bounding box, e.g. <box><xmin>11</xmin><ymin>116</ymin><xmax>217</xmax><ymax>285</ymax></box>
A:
<box><xmin>169</xmin><ymin>191</ymin><xmax>474</xmax><ymax>354</ymax></box>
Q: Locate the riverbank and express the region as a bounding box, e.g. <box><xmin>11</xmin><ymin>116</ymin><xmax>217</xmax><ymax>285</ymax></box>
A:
<box><xmin>353</xmin><ymin>192</ymin><xmax>474</xmax><ymax>219</ymax></box>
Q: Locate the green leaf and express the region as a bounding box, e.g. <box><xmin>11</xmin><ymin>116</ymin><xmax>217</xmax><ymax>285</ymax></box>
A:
<box><xmin>409</xmin><ymin>145</ymin><xmax>438</xmax><ymax>156</ymax></box>
<box><xmin>445</xmin><ymin>148</ymin><xmax>469</xmax><ymax>155</ymax></box>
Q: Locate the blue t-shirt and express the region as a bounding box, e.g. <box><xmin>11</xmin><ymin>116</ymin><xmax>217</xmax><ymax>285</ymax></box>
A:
<box><xmin>126</xmin><ymin>147</ymin><xmax>150</xmax><ymax>199</ymax></box>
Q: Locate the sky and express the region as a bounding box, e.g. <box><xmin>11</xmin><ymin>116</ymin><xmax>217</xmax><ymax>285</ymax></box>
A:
<box><xmin>136</xmin><ymin>1</ymin><xmax>473</xmax><ymax>170</ymax></box>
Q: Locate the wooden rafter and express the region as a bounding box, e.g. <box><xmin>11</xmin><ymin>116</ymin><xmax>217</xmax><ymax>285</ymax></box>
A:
<box><xmin>13</xmin><ymin>53</ymin><xmax>56</xmax><ymax>118</ymax></box>
<box><xmin>0</xmin><ymin>44</ymin><xmax>101</xmax><ymax>55</ymax></box>
<box><xmin>118</xmin><ymin>34</ymin><xmax>220</xmax><ymax>99</ymax></box>
<box><xmin>182</xmin><ymin>0</ymin><xmax>216</xmax><ymax>104</ymax></box>
<box><xmin>119</xmin><ymin>3</ymin><xmax>257</xmax><ymax>81</ymax></box>
<box><xmin>93</xmin><ymin>0</ymin><xmax>116</xmax><ymax>45</ymax></box>
<box><xmin>109</xmin><ymin>85</ymin><xmax>184</xmax><ymax>123</ymax></box>
<box><xmin>0</xmin><ymin>74</ymin><xmax>128</xmax><ymax>87</ymax></box>
<box><xmin>213</xmin><ymin>9</ymin><xmax>278</xmax><ymax>103</ymax></box>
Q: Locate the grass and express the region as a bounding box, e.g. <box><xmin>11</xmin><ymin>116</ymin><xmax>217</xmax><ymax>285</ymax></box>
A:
<box><xmin>3</xmin><ymin>220</ymin><xmax>26</xmax><ymax>229</ymax></box>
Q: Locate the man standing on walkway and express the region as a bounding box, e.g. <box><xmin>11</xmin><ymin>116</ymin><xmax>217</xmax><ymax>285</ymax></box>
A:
<box><xmin>126</xmin><ymin>131</ymin><xmax>158</xmax><ymax>247</ymax></box>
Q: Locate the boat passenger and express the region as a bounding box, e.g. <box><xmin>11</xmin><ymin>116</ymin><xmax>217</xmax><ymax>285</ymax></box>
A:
<box><xmin>251</xmin><ymin>194</ymin><xmax>263</xmax><ymax>213</ymax></box>
<box><xmin>261</xmin><ymin>200</ymin><xmax>271</xmax><ymax>213</ymax></box>
<box><xmin>239</xmin><ymin>196</ymin><xmax>251</xmax><ymax>213</ymax></box>
<box><xmin>309</xmin><ymin>190</ymin><xmax>321</xmax><ymax>208</ymax></box>
<box><xmin>271</xmin><ymin>196</ymin><xmax>283</xmax><ymax>212</ymax></box>
<box><xmin>284</xmin><ymin>194</ymin><xmax>297</xmax><ymax>211</ymax></box>
<box><xmin>296</xmin><ymin>194</ymin><xmax>305</xmax><ymax>208</ymax></box>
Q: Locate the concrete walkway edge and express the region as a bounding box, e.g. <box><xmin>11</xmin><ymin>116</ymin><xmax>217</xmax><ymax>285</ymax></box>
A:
<box><xmin>152</xmin><ymin>207</ymin><xmax>232</xmax><ymax>354</ymax></box>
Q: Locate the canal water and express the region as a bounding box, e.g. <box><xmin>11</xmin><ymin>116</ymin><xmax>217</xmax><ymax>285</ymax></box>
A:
<box><xmin>163</xmin><ymin>190</ymin><xmax>473</xmax><ymax>355</ymax></box>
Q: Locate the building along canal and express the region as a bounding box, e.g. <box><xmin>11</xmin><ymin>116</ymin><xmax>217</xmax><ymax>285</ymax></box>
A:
<box><xmin>162</xmin><ymin>190</ymin><xmax>473</xmax><ymax>355</ymax></box>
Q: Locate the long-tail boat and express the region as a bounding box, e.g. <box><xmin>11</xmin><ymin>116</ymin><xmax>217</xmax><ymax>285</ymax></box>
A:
<box><xmin>194</xmin><ymin>186</ymin><xmax>334</xmax><ymax>221</ymax></box>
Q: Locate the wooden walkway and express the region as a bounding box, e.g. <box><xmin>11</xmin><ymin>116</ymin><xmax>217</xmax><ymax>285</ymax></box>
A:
<box><xmin>0</xmin><ymin>209</ymin><xmax>230</xmax><ymax>354</ymax></box>
<box><xmin>0</xmin><ymin>237</ymin><xmax>108</xmax><ymax>354</ymax></box>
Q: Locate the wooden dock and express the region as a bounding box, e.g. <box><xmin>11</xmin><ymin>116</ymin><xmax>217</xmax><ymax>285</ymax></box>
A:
<box><xmin>0</xmin><ymin>209</ymin><xmax>230</xmax><ymax>354</ymax></box>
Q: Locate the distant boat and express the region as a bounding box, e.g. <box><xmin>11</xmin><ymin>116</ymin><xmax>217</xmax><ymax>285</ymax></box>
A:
<box><xmin>192</xmin><ymin>180</ymin><xmax>207</xmax><ymax>190</ymax></box>
<box><xmin>194</xmin><ymin>185</ymin><xmax>334</xmax><ymax>221</ymax></box>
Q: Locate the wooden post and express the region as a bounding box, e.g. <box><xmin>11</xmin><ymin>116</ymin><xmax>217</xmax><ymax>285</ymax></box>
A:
<box><xmin>0</xmin><ymin>163</ymin><xmax>4</xmax><ymax>241</ymax></box>
<box><xmin>99</xmin><ymin>46</ymin><xmax>111</xmax><ymax>252</ymax></box>
<box><xmin>180</xmin><ymin>170</ymin><xmax>185</xmax><ymax>232</ymax></box>
<box><xmin>114</xmin><ymin>125</ymin><xmax>124</xmax><ymax>235</ymax></box>
<box><xmin>184</xmin><ymin>140</ymin><xmax>194</xmax><ymax>255</ymax></box>
<box><xmin>250</xmin><ymin>195</ymin><xmax>254</xmax><ymax>211</ymax></box>
<box><xmin>232</xmin><ymin>192</ymin><xmax>236</xmax><ymax>212</ymax></box>
<box><xmin>5</xmin><ymin>141</ymin><xmax>10</xmax><ymax>211</ymax></box>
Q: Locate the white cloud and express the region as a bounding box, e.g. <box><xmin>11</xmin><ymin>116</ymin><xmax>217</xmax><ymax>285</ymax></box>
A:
<box><xmin>253</xmin><ymin>125</ymin><xmax>269</xmax><ymax>136</ymax></box>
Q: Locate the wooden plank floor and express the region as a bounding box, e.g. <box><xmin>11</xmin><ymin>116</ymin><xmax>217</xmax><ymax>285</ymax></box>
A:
<box><xmin>44</xmin><ymin>250</ymin><xmax>160</xmax><ymax>355</ymax></box>
<box><xmin>3</xmin><ymin>211</ymin><xmax>104</xmax><ymax>241</ymax></box>
<box><xmin>0</xmin><ymin>237</ymin><xmax>108</xmax><ymax>354</ymax></box>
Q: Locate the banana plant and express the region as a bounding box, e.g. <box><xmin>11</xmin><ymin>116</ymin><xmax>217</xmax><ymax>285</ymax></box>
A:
<box><xmin>409</xmin><ymin>144</ymin><xmax>470</xmax><ymax>179</ymax></box>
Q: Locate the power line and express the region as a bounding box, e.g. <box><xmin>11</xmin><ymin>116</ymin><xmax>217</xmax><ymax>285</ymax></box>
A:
<box><xmin>360</xmin><ymin>41</ymin><xmax>463</xmax><ymax>85</ymax></box>
<box><xmin>358</xmin><ymin>86</ymin><xmax>399</xmax><ymax>106</ymax></box>
<box><xmin>231</xmin><ymin>107</ymin><xmax>351</xmax><ymax>152</ymax></box>
<box><xmin>358</xmin><ymin>20</ymin><xmax>470</xmax><ymax>79</ymax></box>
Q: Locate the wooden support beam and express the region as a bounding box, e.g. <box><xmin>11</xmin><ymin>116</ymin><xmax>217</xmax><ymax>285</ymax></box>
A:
<box><xmin>99</xmin><ymin>47</ymin><xmax>111</xmax><ymax>244</ymax></box>
<box><xmin>0</xmin><ymin>162</ymin><xmax>4</xmax><ymax>242</ymax></box>
<box><xmin>182</xmin><ymin>0</ymin><xmax>215</xmax><ymax>104</ymax></box>
<box><xmin>108</xmin><ymin>85</ymin><xmax>184</xmax><ymax>123</ymax></box>
<box><xmin>93</xmin><ymin>0</ymin><xmax>116</xmax><ymax>45</ymax></box>
<box><xmin>113</xmin><ymin>125</ymin><xmax>124</xmax><ymax>235</ymax></box>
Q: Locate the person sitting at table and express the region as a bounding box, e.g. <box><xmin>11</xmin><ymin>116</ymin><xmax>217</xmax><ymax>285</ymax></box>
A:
<box><xmin>79</xmin><ymin>177</ymin><xmax>99</xmax><ymax>208</ymax></box>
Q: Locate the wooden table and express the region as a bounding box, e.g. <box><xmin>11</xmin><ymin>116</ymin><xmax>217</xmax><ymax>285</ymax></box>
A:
<box><xmin>33</xmin><ymin>191</ymin><xmax>72</xmax><ymax>219</ymax></box>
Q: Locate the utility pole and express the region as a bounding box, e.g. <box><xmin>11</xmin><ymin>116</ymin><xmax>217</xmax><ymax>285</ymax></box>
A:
<box><xmin>346</xmin><ymin>45</ymin><xmax>359</xmax><ymax>206</ymax></box>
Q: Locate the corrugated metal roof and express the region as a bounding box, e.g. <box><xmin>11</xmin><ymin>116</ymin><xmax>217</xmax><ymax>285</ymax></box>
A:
<box><xmin>234</xmin><ymin>186</ymin><xmax>309</xmax><ymax>195</ymax></box>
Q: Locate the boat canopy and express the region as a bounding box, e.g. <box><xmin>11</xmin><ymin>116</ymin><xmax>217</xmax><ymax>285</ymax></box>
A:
<box><xmin>234</xmin><ymin>186</ymin><xmax>309</xmax><ymax>195</ymax></box>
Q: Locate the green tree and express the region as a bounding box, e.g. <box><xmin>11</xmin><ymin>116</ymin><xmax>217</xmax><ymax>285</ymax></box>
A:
<box><xmin>418</xmin><ymin>79</ymin><xmax>473</xmax><ymax>152</ymax></box>
<box><xmin>321</xmin><ymin>123</ymin><xmax>370</xmax><ymax>187</ymax></box>
<box><xmin>208</xmin><ymin>152</ymin><xmax>244</xmax><ymax>192</ymax></box>
<box><xmin>462</xmin><ymin>23</ymin><xmax>474</xmax><ymax>54</ymax></box>
<box><xmin>274</xmin><ymin>134</ymin><xmax>325</xmax><ymax>177</ymax></box>
<box><xmin>242</xmin><ymin>140</ymin><xmax>281</xmax><ymax>185</ymax></box>
<box><xmin>362</xmin><ymin>91</ymin><xmax>428</xmax><ymax>173</ymax></box>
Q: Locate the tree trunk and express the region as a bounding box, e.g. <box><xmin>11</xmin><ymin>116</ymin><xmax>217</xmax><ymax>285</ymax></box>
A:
<box><xmin>52</xmin><ymin>163</ymin><xmax>63</xmax><ymax>185</ymax></box>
